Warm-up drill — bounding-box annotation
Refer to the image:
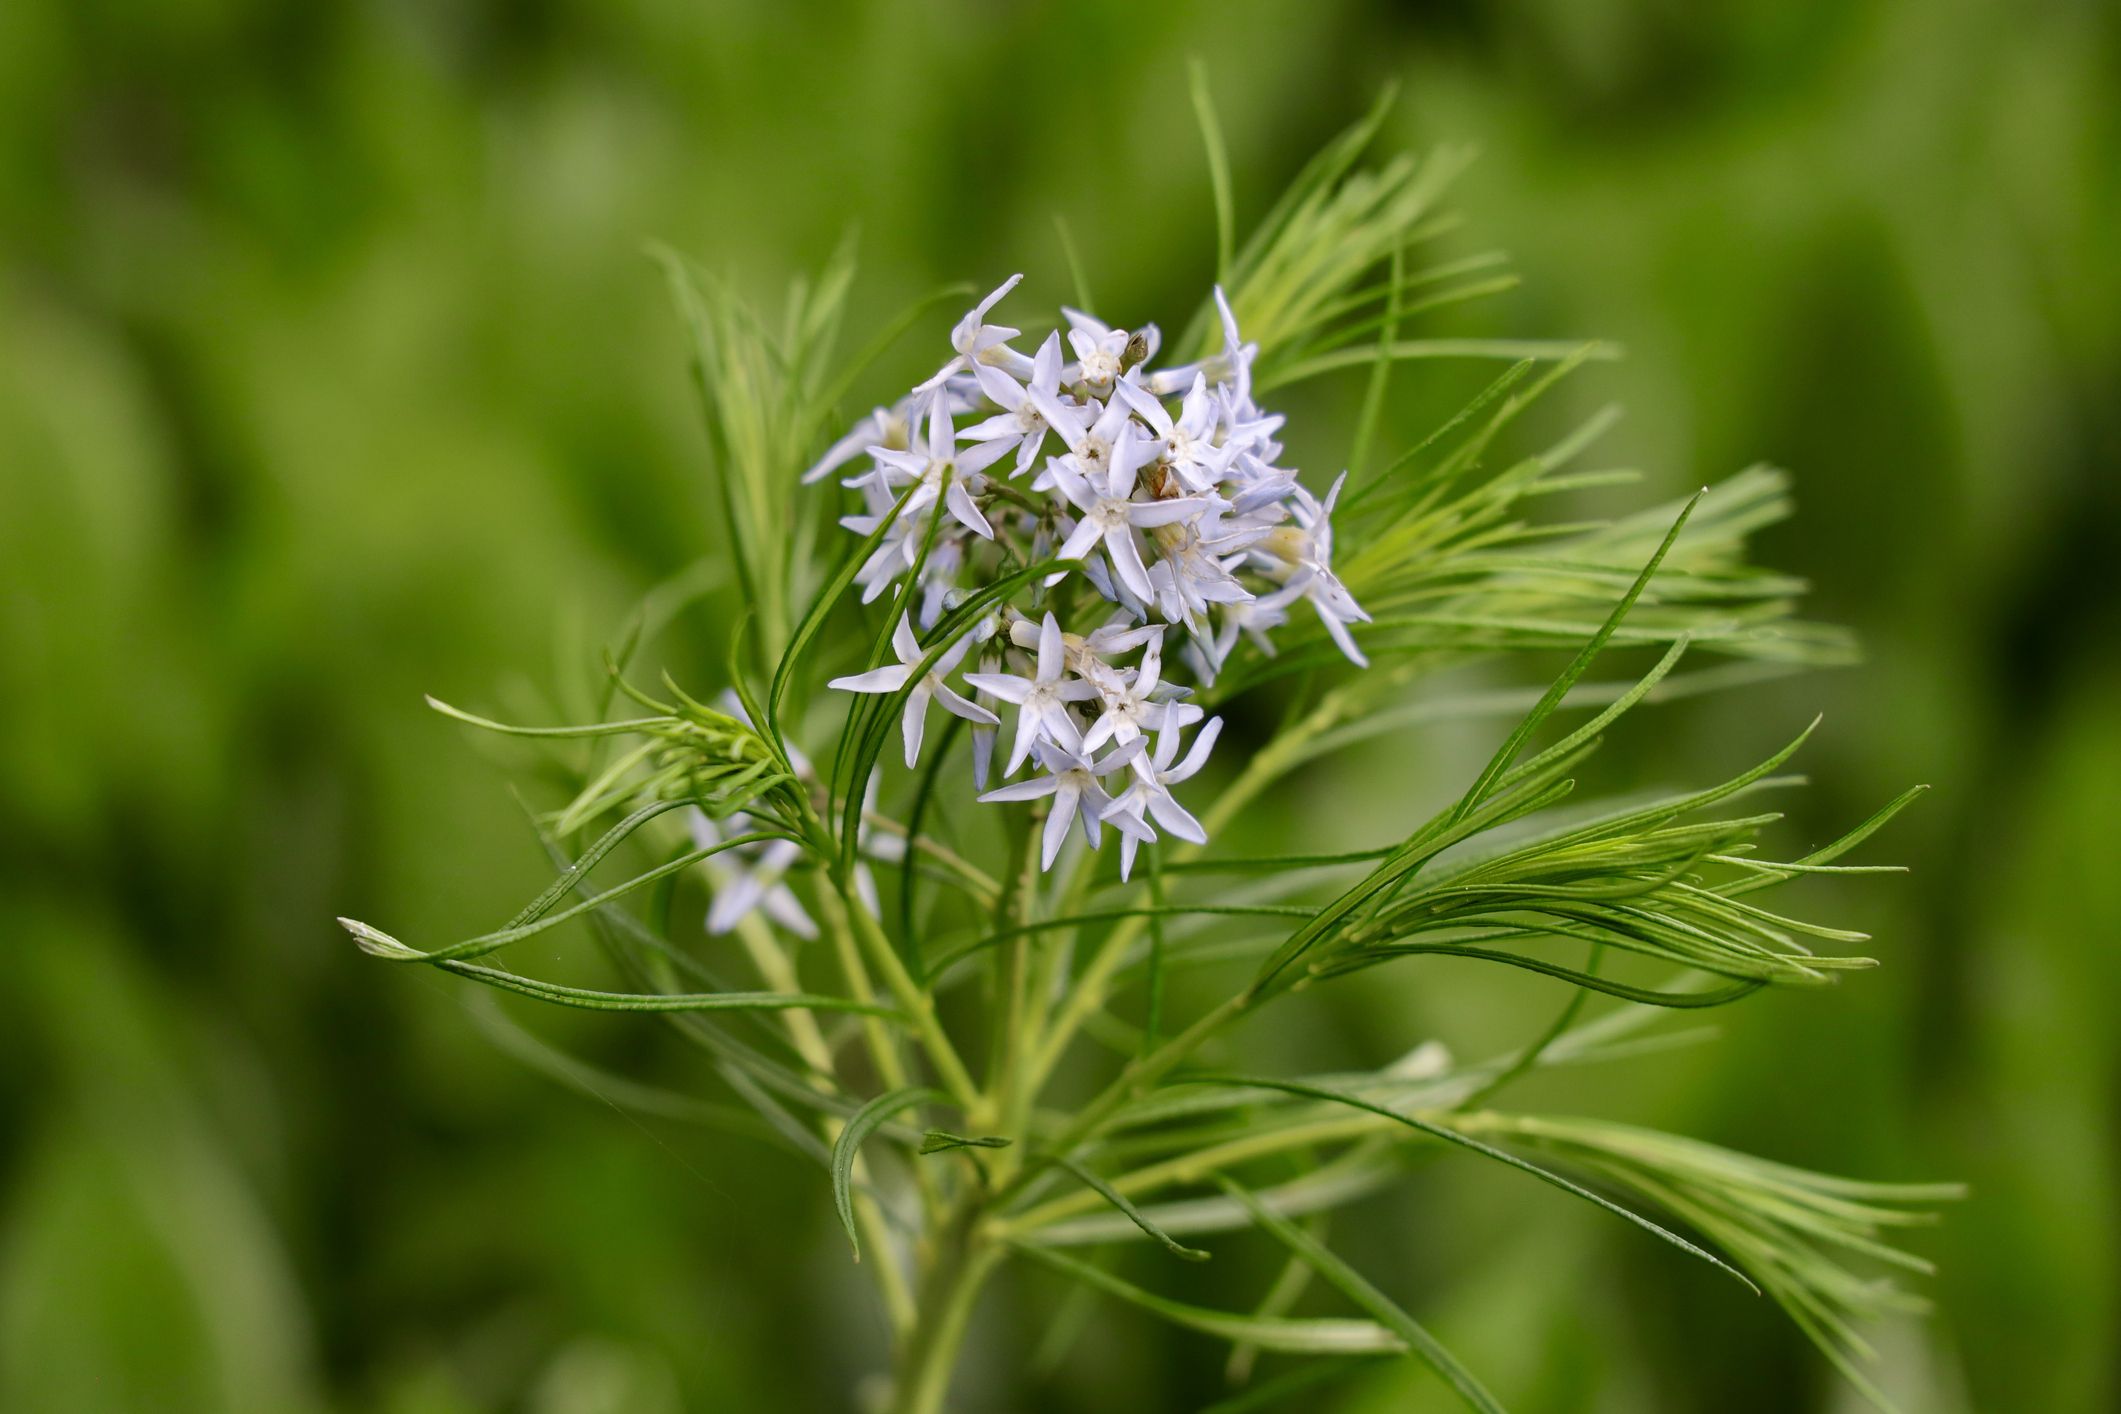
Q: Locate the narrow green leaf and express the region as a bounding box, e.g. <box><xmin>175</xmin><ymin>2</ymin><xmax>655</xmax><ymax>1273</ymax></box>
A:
<box><xmin>770</xmin><ymin>479</ymin><xmax>921</xmax><ymax>744</ymax></box>
<box><xmin>919</xmin><ymin>1131</ymin><xmax>1012</xmax><ymax>1155</ymax></box>
<box><xmin>1345</xmin><ymin>359</ymin><xmax>1534</xmax><ymax>512</ymax></box>
<box><xmin>393</xmin><ymin>956</ymin><xmax>903</xmax><ymax>1019</ymax></box>
<box><xmin>1009</xmin><ymin>1243</ymin><xmax>1406</xmax><ymax>1355</ymax></box>
<box><xmin>1317</xmin><ymin>942</ymin><xmax>1765</xmax><ymax>1009</ymax></box>
<box><xmin>1259</xmin><ymin>338</ymin><xmax>1617</xmax><ymax>393</ymax></box>
<box><xmin>1213</xmin><ymin>1175</ymin><xmax>1505</xmax><ymax>1413</ymax></box>
<box><xmin>426</xmin><ymin>696</ymin><xmax>671</xmax><ymax>739</ymax></box>
<box><xmin>1451</xmin><ymin>491</ymin><xmax>1703</xmax><ymax>825</ymax></box>
<box><xmin>1721</xmin><ymin>785</ymin><xmax>1928</xmax><ymax>898</ymax></box>
<box><xmin>1158</xmin><ymin>847</ymin><xmax>1398</xmax><ymax>875</ymax></box>
<box><xmin>833</xmin><ymin>1087</ymin><xmax>943</xmax><ymax>1260</ymax></box>
<box><xmin>1193</xmin><ymin>1077</ymin><xmax>1756</xmax><ymax>1294</ymax></box>
<box><xmin>504</xmin><ymin>798</ymin><xmax>699</xmax><ymax>930</ymax></box>
<box><xmin>1188</xmin><ymin>59</ymin><xmax>1235</xmax><ymax>284</ymax></box>
<box><xmin>1249</xmin><ymin>765</ymin><xmax>1580</xmax><ymax>994</ymax></box>
<box><xmin>897</xmin><ymin>712</ymin><xmax>965</xmax><ymax>982</ymax></box>
<box><xmin>1048</xmin><ymin>1154</ymin><xmax>1212</xmax><ymax>1262</ymax></box>
<box><xmin>1492</xmin><ymin>635</ymin><xmax>1690</xmax><ymax>799</ymax></box>
<box><xmin>339</xmin><ymin>829</ymin><xmax>796</xmax><ymax>965</ymax></box>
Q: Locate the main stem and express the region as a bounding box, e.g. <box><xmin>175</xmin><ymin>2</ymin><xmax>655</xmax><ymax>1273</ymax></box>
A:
<box><xmin>888</xmin><ymin>1203</ymin><xmax>1000</xmax><ymax>1414</ymax></box>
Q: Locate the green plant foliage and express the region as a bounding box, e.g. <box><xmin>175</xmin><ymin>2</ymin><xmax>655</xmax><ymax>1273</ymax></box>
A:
<box><xmin>337</xmin><ymin>83</ymin><xmax>1965</xmax><ymax>1414</ymax></box>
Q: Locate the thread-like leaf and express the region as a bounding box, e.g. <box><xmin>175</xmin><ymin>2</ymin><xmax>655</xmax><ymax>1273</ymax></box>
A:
<box><xmin>919</xmin><ymin>1131</ymin><xmax>1011</xmax><ymax>1155</ymax></box>
<box><xmin>1316</xmin><ymin>944</ymin><xmax>1766</xmax><ymax>1008</ymax></box>
<box><xmin>770</xmin><ymin>479</ymin><xmax>921</xmax><ymax>743</ymax></box>
<box><xmin>1010</xmin><ymin>1243</ymin><xmax>1405</xmax><ymax>1355</ymax></box>
<box><xmin>1188</xmin><ymin>60</ymin><xmax>1235</xmax><ymax>284</ymax></box>
<box><xmin>833</xmin><ymin>1087</ymin><xmax>943</xmax><ymax>1260</ymax></box>
<box><xmin>1047</xmin><ymin>1154</ymin><xmax>1211</xmax><ymax>1261</ymax></box>
<box><xmin>1189</xmin><ymin>1077</ymin><xmax>1756</xmax><ymax>1293</ymax></box>
<box><xmin>1450</xmin><ymin>492</ymin><xmax>1702</xmax><ymax>825</ymax></box>
<box><xmin>1213</xmin><ymin>1175</ymin><xmax>1504</xmax><ymax>1412</ymax></box>
<box><xmin>339</xmin><ymin>829</ymin><xmax>795</xmax><ymax>966</ymax></box>
<box><xmin>426</xmin><ymin>696</ymin><xmax>671</xmax><ymax>739</ymax></box>
<box><xmin>351</xmin><ymin>945</ymin><xmax>903</xmax><ymax>1019</ymax></box>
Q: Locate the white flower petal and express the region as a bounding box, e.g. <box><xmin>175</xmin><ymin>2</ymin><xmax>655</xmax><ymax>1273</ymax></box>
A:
<box><xmin>902</xmin><ymin>684</ymin><xmax>932</xmax><ymax>766</ymax></box>
<box><xmin>1040</xmin><ymin>785</ymin><xmax>1077</xmax><ymax>869</ymax></box>
<box><xmin>946</xmin><ymin>480</ymin><xmax>994</xmax><ymax>539</ymax></box>
<box><xmin>829</xmin><ymin>664</ymin><xmax>914</xmax><ymax>694</ymax></box>
<box><xmin>1105</xmin><ymin>526</ymin><xmax>1156</xmax><ymax>602</ymax></box>
<box><xmin>931</xmin><ymin>680</ymin><xmax>999</xmax><ymax>725</ymax></box>
<box><xmin>963</xmin><ymin>672</ymin><xmax>1033</xmax><ymax>704</ymax></box>
<box><xmin>980</xmin><ymin>775</ymin><xmax>1060</xmax><ymax>804</ymax></box>
<box><xmin>891</xmin><ymin>614</ymin><xmax>922</xmax><ymax>664</ymax></box>
<box><xmin>1169</xmin><ymin>716</ymin><xmax>1224</xmax><ymax>782</ymax></box>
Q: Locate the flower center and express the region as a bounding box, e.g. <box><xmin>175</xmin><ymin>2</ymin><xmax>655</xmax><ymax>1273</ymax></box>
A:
<box><xmin>1092</xmin><ymin>499</ymin><xmax>1132</xmax><ymax>529</ymax></box>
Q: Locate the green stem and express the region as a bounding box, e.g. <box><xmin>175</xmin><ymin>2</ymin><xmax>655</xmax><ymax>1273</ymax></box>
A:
<box><xmin>839</xmin><ymin>878</ymin><xmax>983</xmax><ymax>1110</ymax></box>
<box><xmin>889</xmin><ymin>1207</ymin><xmax>1000</xmax><ymax>1414</ymax></box>
<box><xmin>994</xmin><ymin>993</ymin><xmax>1251</xmax><ymax>1209</ymax></box>
<box><xmin>980</xmin><ymin>802</ymin><xmax>1043</xmax><ymax>1140</ymax></box>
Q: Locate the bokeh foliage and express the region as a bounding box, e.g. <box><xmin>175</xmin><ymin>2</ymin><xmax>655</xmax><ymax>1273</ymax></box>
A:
<box><xmin>2</xmin><ymin>1</ymin><xmax>2114</xmax><ymax>1410</ymax></box>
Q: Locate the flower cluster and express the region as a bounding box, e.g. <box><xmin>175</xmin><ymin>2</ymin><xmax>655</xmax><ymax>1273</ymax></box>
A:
<box><xmin>815</xmin><ymin>278</ymin><xmax>1369</xmax><ymax>873</ymax></box>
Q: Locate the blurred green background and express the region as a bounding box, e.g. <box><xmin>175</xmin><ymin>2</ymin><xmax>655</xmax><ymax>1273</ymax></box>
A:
<box><xmin>3</xmin><ymin>1</ymin><xmax>2115</xmax><ymax>1410</ymax></box>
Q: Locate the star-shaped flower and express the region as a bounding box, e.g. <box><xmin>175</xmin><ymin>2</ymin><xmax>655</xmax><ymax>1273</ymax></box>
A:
<box><xmin>828</xmin><ymin>614</ymin><xmax>998</xmax><ymax>767</ymax></box>
<box><xmin>1204</xmin><ymin>593</ymin><xmax>1292</xmax><ymax>676</ymax></box>
<box><xmin>803</xmin><ymin>399</ymin><xmax>913</xmax><ymax>485</ymax></box>
<box><xmin>963</xmin><ymin>611</ymin><xmax>1098</xmax><ymax>774</ymax></box>
<box><xmin>1061</xmin><ymin>308</ymin><xmax>1158</xmax><ymax>396</ymax></box>
<box><xmin>916</xmin><ymin>273</ymin><xmax>1027</xmax><ymax>391</ymax></box>
<box><xmin>1146</xmin><ymin>514</ymin><xmax>1255</xmax><ymax>631</ymax></box>
<box><xmin>1049</xmin><ymin>424</ymin><xmax>1214</xmax><ymax>602</ymax></box>
<box><xmin>1078</xmin><ymin>637</ymin><xmax>1204</xmax><ymax>754</ymax></box>
<box><xmin>1117</xmin><ymin>372</ymin><xmax>1233</xmax><ymax>493</ymax></box>
<box><xmin>1256</xmin><ymin>472</ymin><xmax>1370</xmax><ymax>666</ymax></box>
<box><xmin>867</xmin><ymin>394</ymin><xmax>1010</xmax><ymax>539</ymax></box>
<box><xmin>978</xmin><ymin>738</ymin><xmax>1150</xmax><ymax>871</ymax></box>
<box><xmin>960</xmin><ymin>331</ymin><xmax>1065</xmax><ymax>478</ymax></box>
<box><xmin>1105</xmin><ymin>716</ymin><xmax>1224</xmax><ymax>878</ymax></box>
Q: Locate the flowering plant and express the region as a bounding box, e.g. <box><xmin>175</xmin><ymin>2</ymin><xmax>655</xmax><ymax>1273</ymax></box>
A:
<box><xmin>344</xmin><ymin>82</ymin><xmax>1955</xmax><ymax>1413</ymax></box>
